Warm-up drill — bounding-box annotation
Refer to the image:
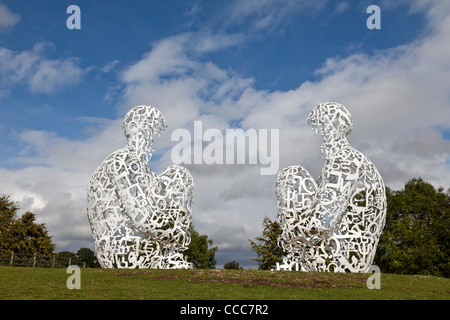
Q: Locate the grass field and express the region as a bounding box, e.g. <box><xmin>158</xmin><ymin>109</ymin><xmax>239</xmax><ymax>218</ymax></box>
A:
<box><xmin>0</xmin><ymin>266</ymin><xmax>449</xmax><ymax>300</ymax></box>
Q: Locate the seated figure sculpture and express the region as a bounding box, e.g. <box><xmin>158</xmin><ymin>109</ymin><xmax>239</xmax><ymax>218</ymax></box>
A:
<box><xmin>86</xmin><ymin>105</ymin><xmax>194</xmax><ymax>269</ymax></box>
<box><xmin>276</xmin><ymin>102</ymin><xmax>386</xmax><ymax>273</ymax></box>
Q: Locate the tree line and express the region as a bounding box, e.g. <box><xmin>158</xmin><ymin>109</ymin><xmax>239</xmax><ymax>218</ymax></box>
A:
<box><xmin>0</xmin><ymin>194</ymin><xmax>217</xmax><ymax>269</ymax></box>
<box><xmin>250</xmin><ymin>178</ymin><xmax>449</xmax><ymax>278</ymax></box>
<box><xmin>2</xmin><ymin>177</ymin><xmax>448</xmax><ymax>275</ymax></box>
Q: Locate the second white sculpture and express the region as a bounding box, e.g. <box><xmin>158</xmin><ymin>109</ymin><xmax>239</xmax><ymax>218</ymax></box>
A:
<box><xmin>276</xmin><ymin>102</ymin><xmax>387</xmax><ymax>272</ymax></box>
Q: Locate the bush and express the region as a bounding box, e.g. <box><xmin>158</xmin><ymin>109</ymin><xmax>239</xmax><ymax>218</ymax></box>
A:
<box><xmin>223</xmin><ymin>260</ymin><xmax>244</xmax><ymax>270</ymax></box>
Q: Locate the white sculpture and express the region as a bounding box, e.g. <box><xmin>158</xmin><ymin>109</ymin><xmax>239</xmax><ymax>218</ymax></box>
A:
<box><xmin>86</xmin><ymin>105</ymin><xmax>194</xmax><ymax>269</ymax></box>
<box><xmin>276</xmin><ymin>102</ymin><xmax>386</xmax><ymax>272</ymax></box>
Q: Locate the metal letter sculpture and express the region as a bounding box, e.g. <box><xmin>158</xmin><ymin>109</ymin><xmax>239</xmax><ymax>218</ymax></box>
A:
<box><xmin>86</xmin><ymin>105</ymin><xmax>194</xmax><ymax>269</ymax></box>
<box><xmin>276</xmin><ymin>102</ymin><xmax>386</xmax><ymax>272</ymax></box>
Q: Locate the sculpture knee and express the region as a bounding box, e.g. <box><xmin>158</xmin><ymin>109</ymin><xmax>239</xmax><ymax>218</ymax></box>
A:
<box><xmin>276</xmin><ymin>165</ymin><xmax>316</xmax><ymax>201</ymax></box>
<box><xmin>160</xmin><ymin>165</ymin><xmax>193</xmax><ymax>185</ymax></box>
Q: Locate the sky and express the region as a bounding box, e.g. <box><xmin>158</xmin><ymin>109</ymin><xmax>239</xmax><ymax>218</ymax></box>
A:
<box><xmin>0</xmin><ymin>0</ymin><xmax>449</xmax><ymax>268</ymax></box>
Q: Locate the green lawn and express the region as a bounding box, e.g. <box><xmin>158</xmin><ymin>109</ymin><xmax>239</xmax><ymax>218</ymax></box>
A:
<box><xmin>0</xmin><ymin>266</ymin><xmax>448</xmax><ymax>300</ymax></box>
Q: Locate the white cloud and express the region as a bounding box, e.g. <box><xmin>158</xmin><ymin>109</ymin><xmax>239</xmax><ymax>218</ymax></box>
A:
<box><xmin>0</xmin><ymin>42</ymin><xmax>85</xmax><ymax>94</ymax></box>
<box><xmin>335</xmin><ymin>2</ymin><xmax>349</xmax><ymax>14</ymax></box>
<box><xmin>0</xmin><ymin>118</ymin><xmax>125</xmax><ymax>252</ymax></box>
<box><xmin>119</xmin><ymin>31</ymin><xmax>249</xmax><ymax>132</ymax></box>
<box><xmin>223</xmin><ymin>0</ymin><xmax>327</xmax><ymax>32</ymax></box>
<box><xmin>0</xmin><ymin>4</ymin><xmax>20</xmax><ymax>29</ymax></box>
<box><xmin>121</xmin><ymin>31</ymin><xmax>244</xmax><ymax>85</ymax></box>
<box><xmin>100</xmin><ymin>60</ymin><xmax>120</xmax><ymax>73</ymax></box>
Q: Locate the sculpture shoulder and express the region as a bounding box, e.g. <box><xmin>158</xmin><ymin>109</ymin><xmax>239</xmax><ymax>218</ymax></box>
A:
<box><xmin>159</xmin><ymin>164</ymin><xmax>194</xmax><ymax>186</ymax></box>
<box><xmin>338</xmin><ymin>147</ymin><xmax>382</xmax><ymax>177</ymax></box>
<box><xmin>322</xmin><ymin>146</ymin><xmax>383</xmax><ymax>187</ymax></box>
<box><xmin>98</xmin><ymin>148</ymin><xmax>139</xmax><ymax>174</ymax></box>
<box><xmin>327</xmin><ymin>146</ymin><xmax>384</xmax><ymax>189</ymax></box>
<box><xmin>103</xmin><ymin>147</ymin><xmax>130</xmax><ymax>164</ymax></box>
<box><xmin>87</xmin><ymin>149</ymin><xmax>128</xmax><ymax>196</ymax></box>
<box><xmin>88</xmin><ymin>149</ymin><xmax>135</xmax><ymax>188</ymax></box>
<box><xmin>326</xmin><ymin>147</ymin><xmax>370</xmax><ymax>171</ymax></box>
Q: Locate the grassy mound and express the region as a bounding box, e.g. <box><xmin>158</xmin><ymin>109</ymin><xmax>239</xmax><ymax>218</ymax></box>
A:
<box><xmin>0</xmin><ymin>266</ymin><xmax>448</xmax><ymax>300</ymax></box>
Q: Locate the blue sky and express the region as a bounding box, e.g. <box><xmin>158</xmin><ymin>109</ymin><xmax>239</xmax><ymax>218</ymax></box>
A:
<box><xmin>1</xmin><ymin>1</ymin><xmax>426</xmax><ymax>141</ymax></box>
<box><xmin>1</xmin><ymin>1</ymin><xmax>449</xmax><ymax>268</ymax></box>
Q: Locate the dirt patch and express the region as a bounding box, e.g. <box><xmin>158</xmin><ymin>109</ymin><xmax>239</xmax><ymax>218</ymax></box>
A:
<box><xmin>112</xmin><ymin>269</ymin><xmax>367</xmax><ymax>289</ymax></box>
<box><xmin>149</xmin><ymin>274</ymin><xmax>179</xmax><ymax>281</ymax></box>
<box><xmin>187</xmin><ymin>276</ymin><xmax>364</xmax><ymax>289</ymax></box>
<box><xmin>115</xmin><ymin>270</ymin><xmax>153</xmax><ymax>277</ymax></box>
<box><xmin>185</xmin><ymin>270</ymin><xmax>366</xmax><ymax>289</ymax></box>
<box><xmin>115</xmin><ymin>272</ymin><xmax>139</xmax><ymax>277</ymax></box>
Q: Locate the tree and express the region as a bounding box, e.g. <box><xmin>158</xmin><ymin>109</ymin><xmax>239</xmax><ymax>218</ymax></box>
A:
<box><xmin>223</xmin><ymin>260</ymin><xmax>244</xmax><ymax>270</ymax></box>
<box><xmin>0</xmin><ymin>194</ymin><xmax>55</xmax><ymax>255</ymax></box>
<box><xmin>0</xmin><ymin>194</ymin><xmax>19</xmax><ymax>252</ymax></box>
<box><xmin>249</xmin><ymin>216</ymin><xmax>284</xmax><ymax>270</ymax></box>
<box><xmin>374</xmin><ymin>178</ymin><xmax>450</xmax><ymax>277</ymax></box>
<box><xmin>76</xmin><ymin>247</ymin><xmax>99</xmax><ymax>268</ymax></box>
<box><xmin>10</xmin><ymin>211</ymin><xmax>55</xmax><ymax>255</ymax></box>
<box><xmin>184</xmin><ymin>224</ymin><xmax>218</xmax><ymax>269</ymax></box>
<box><xmin>57</xmin><ymin>251</ymin><xmax>77</xmax><ymax>261</ymax></box>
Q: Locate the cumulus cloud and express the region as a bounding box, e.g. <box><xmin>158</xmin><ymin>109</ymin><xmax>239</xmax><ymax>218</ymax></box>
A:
<box><xmin>222</xmin><ymin>0</ymin><xmax>327</xmax><ymax>32</ymax></box>
<box><xmin>119</xmin><ymin>31</ymin><xmax>250</xmax><ymax>133</ymax></box>
<box><xmin>0</xmin><ymin>42</ymin><xmax>85</xmax><ymax>94</ymax></box>
<box><xmin>0</xmin><ymin>118</ymin><xmax>125</xmax><ymax>251</ymax></box>
<box><xmin>1</xmin><ymin>1</ymin><xmax>450</xmax><ymax>267</ymax></box>
<box><xmin>0</xmin><ymin>4</ymin><xmax>20</xmax><ymax>29</ymax></box>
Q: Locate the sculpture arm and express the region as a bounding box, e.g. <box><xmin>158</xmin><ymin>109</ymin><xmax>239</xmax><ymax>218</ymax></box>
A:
<box><xmin>298</xmin><ymin>153</ymin><xmax>361</xmax><ymax>244</ymax></box>
<box><xmin>154</xmin><ymin>165</ymin><xmax>194</xmax><ymax>243</ymax></box>
<box><xmin>106</xmin><ymin>151</ymin><xmax>160</xmax><ymax>235</ymax></box>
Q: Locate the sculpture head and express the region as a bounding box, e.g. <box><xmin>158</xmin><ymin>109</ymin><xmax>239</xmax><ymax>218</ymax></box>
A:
<box><xmin>123</xmin><ymin>105</ymin><xmax>168</xmax><ymax>157</ymax></box>
<box><xmin>306</xmin><ymin>102</ymin><xmax>353</xmax><ymax>140</ymax></box>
